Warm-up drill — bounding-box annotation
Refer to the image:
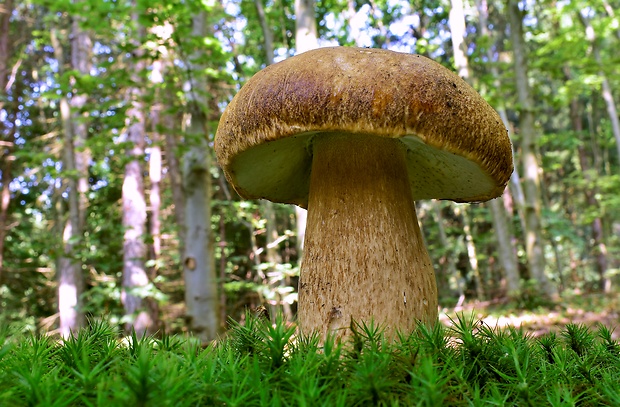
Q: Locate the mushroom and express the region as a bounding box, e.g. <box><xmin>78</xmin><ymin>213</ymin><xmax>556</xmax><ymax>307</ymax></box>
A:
<box><xmin>215</xmin><ymin>47</ymin><xmax>513</xmax><ymax>340</ymax></box>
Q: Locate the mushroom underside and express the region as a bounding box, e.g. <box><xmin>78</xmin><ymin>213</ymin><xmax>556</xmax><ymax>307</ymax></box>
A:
<box><xmin>226</xmin><ymin>131</ymin><xmax>501</xmax><ymax>208</ymax></box>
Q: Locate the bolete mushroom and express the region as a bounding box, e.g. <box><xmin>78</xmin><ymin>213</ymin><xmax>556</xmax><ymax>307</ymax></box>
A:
<box><xmin>215</xmin><ymin>47</ymin><xmax>513</xmax><ymax>340</ymax></box>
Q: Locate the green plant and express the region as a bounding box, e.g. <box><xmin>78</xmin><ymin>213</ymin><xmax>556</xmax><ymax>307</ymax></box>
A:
<box><xmin>1</xmin><ymin>314</ymin><xmax>619</xmax><ymax>406</ymax></box>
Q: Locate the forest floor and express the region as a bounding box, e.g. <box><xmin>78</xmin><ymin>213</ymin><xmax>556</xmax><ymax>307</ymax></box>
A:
<box><xmin>439</xmin><ymin>291</ymin><xmax>620</xmax><ymax>339</ymax></box>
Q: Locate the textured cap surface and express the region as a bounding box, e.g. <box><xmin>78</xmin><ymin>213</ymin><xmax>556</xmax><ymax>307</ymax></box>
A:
<box><xmin>215</xmin><ymin>46</ymin><xmax>513</xmax><ymax>207</ymax></box>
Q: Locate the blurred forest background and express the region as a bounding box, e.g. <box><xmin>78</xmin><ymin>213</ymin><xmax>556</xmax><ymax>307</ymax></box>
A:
<box><xmin>0</xmin><ymin>0</ymin><xmax>618</xmax><ymax>342</ymax></box>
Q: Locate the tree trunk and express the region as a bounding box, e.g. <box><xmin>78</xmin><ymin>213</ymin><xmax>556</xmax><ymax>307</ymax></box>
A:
<box><xmin>0</xmin><ymin>137</ymin><xmax>11</xmax><ymax>284</ymax></box>
<box><xmin>448</xmin><ymin>0</ymin><xmax>471</xmax><ymax>80</ymax></box>
<box><xmin>474</xmin><ymin>0</ymin><xmax>521</xmax><ymax>296</ymax></box>
<box><xmin>578</xmin><ymin>13</ymin><xmax>620</xmax><ymax>173</ymax></box>
<box><xmin>488</xmin><ymin>198</ymin><xmax>521</xmax><ymax>295</ymax></box>
<box><xmin>455</xmin><ymin>206</ymin><xmax>484</xmax><ymax>299</ymax></box>
<box><xmin>450</xmin><ymin>0</ymin><xmax>520</xmax><ymax>297</ymax></box>
<box><xmin>149</xmin><ymin>136</ymin><xmax>162</xmax><ymax>259</ymax></box>
<box><xmin>51</xmin><ymin>28</ymin><xmax>85</xmax><ymax>338</ymax></box>
<box><xmin>182</xmin><ymin>11</ymin><xmax>220</xmax><ymax>342</ymax></box>
<box><xmin>70</xmin><ymin>15</ymin><xmax>92</xmax><ymax>233</ymax></box>
<box><xmin>294</xmin><ymin>0</ymin><xmax>318</xmax><ymax>53</ymax></box>
<box><xmin>0</xmin><ymin>0</ymin><xmax>14</xmax><ymax>282</ymax></box>
<box><xmin>565</xmin><ymin>77</ymin><xmax>610</xmax><ymax>292</ymax></box>
<box><xmin>432</xmin><ymin>203</ymin><xmax>460</xmax><ymax>302</ymax></box>
<box><xmin>254</xmin><ymin>0</ymin><xmax>274</xmax><ymax>65</ymax></box>
<box><xmin>121</xmin><ymin>11</ymin><xmax>156</xmax><ymax>335</ymax></box>
<box><xmin>507</xmin><ymin>0</ymin><xmax>556</xmax><ymax>298</ymax></box>
<box><xmin>122</xmin><ymin>104</ymin><xmax>152</xmax><ymax>334</ymax></box>
<box><xmin>163</xmin><ymin>109</ymin><xmax>186</xmax><ymax>253</ymax></box>
<box><xmin>149</xmin><ymin>60</ymin><xmax>165</xmax><ymax>261</ymax></box>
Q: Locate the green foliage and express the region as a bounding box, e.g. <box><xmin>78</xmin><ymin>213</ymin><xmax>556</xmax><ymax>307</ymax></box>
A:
<box><xmin>2</xmin><ymin>315</ymin><xmax>620</xmax><ymax>405</ymax></box>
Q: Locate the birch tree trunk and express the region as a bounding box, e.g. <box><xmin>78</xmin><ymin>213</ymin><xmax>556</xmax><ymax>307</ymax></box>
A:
<box><xmin>182</xmin><ymin>11</ymin><xmax>220</xmax><ymax>342</ymax></box>
<box><xmin>507</xmin><ymin>0</ymin><xmax>556</xmax><ymax>298</ymax></box>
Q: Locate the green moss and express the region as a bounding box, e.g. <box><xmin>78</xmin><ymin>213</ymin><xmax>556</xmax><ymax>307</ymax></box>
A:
<box><xmin>1</xmin><ymin>315</ymin><xmax>619</xmax><ymax>406</ymax></box>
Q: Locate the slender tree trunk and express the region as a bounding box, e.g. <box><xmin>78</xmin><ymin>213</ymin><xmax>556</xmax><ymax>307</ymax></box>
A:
<box><xmin>578</xmin><ymin>14</ymin><xmax>620</xmax><ymax>169</ymax></box>
<box><xmin>0</xmin><ymin>138</ymin><xmax>11</xmax><ymax>284</ymax></box>
<box><xmin>565</xmin><ymin>76</ymin><xmax>610</xmax><ymax>292</ymax></box>
<box><xmin>70</xmin><ymin>16</ymin><xmax>91</xmax><ymax>232</ymax></box>
<box><xmin>149</xmin><ymin>134</ymin><xmax>162</xmax><ymax>259</ymax></box>
<box><xmin>449</xmin><ymin>0</ymin><xmax>520</xmax><ymax>297</ymax></box>
<box><xmin>507</xmin><ymin>0</ymin><xmax>556</xmax><ymax>298</ymax></box>
<box><xmin>448</xmin><ymin>0</ymin><xmax>471</xmax><ymax>80</ymax></box>
<box><xmin>473</xmin><ymin>0</ymin><xmax>521</xmax><ymax>295</ymax></box>
<box><xmin>149</xmin><ymin>60</ymin><xmax>165</xmax><ymax>261</ymax></box>
<box><xmin>456</xmin><ymin>206</ymin><xmax>484</xmax><ymax>299</ymax></box>
<box><xmin>182</xmin><ymin>11</ymin><xmax>220</xmax><ymax>342</ymax></box>
<box><xmin>51</xmin><ymin>28</ymin><xmax>85</xmax><ymax>338</ymax></box>
<box><xmin>0</xmin><ymin>0</ymin><xmax>14</xmax><ymax>282</ymax></box>
<box><xmin>163</xmin><ymin>109</ymin><xmax>186</xmax><ymax>252</ymax></box>
<box><xmin>488</xmin><ymin>199</ymin><xmax>520</xmax><ymax>295</ymax></box>
<box><xmin>123</xmin><ymin>97</ymin><xmax>152</xmax><ymax>334</ymax></box>
<box><xmin>122</xmin><ymin>11</ymin><xmax>156</xmax><ymax>335</ymax></box>
<box><xmin>602</xmin><ymin>0</ymin><xmax>620</xmax><ymax>40</ymax></box>
<box><xmin>254</xmin><ymin>0</ymin><xmax>274</xmax><ymax>64</ymax></box>
<box><xmin>294</xmin><ymin>0</ymin><xmax>318</xmax><ymax>54</ymax></box>
<box><xmin>432</xmin><ymin>203</ymin><xmax>459</xmax><ymax>301</ymax></box>
<box><xmin>148</xmin><ymin>100</ymin><xmax>163</xmax><ymax>327</ymax></box>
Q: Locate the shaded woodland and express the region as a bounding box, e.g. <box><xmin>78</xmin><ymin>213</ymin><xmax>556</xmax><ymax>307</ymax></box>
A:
<box><xmin>0</xmin><ymin>0</ymin><xmax>618</xmax><ymax>340</ymax></box>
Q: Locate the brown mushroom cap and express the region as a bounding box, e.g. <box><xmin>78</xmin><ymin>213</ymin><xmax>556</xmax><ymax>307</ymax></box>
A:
<box><xmin>215</xmin><ymin>46</ymin><xmax>513</xmax><ymax>208</ymax></box>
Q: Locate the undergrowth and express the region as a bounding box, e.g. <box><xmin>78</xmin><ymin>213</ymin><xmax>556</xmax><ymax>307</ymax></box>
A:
<box><xmin>1</xmin><ymin>314</ymin><xmax>619</xmax><ymax>406</ymax></box>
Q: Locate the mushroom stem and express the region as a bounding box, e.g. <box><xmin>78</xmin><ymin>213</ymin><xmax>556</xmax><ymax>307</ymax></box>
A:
<box><xmin>298</xmin><ymin>133</ymin><xmax>438</xmax><ymax>341</ymax></box>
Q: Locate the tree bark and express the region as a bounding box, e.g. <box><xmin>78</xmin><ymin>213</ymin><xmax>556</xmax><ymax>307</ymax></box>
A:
<box><xmin>254</xmin><ymin>0</ymin><xmax>274</xmax><ymax>65</ymax></box>
<box><xmin>51</xmin><ymin>28</ymin><xmax>85</xmax><ymax>338</ymax></box>
<box><xmin>163</xmin><ymin>109</ymin><xmax>186</xmax><ymax>252</ymax></box>
<box><xmin>578</xmin><ymin>13</ymin><xmax>620</xmax><ymax>172</ymax></box>
<box><xmin>432</xmin><ymin>203</ymin><xmax>460</xmax><ymax>302</ymax></box>
<box><xmin>70</xmin><ymin>15</ymin><xmax>92</xmax><ymax>233</ymax></box>
<box><xmin>449</xmin><ymin>0</ymin><xmax>520</xmax><ymax>297</ymax></box>
<box><xmin>121</xmin><ymin>10</ymin><xmax>156</xmax><ymax>335</ymax></box>
<box><xmin>182</xmin><ymin>11</ymin><xmax>220</xmax><ymax>342</ymax></box>
<box><xmin>294</xmin><ymin>0</ymin><xmax>318</xmax><ymax>53</ymax></box>
<box><xmin>149</xmin><ymin>59</ymin><xmax>165</xmax><ymax>261</ymax></box>
<box><xmin>507</xmin><ymin>0</ymin><xmax>556</xmax><ymax>298</ymax></box>
<box><xmin>565</xmin><ymin>73</ymin><xmax>610</xmax><ymax>292</ymax></box>
<box><xmin>473</xmin><ymin>0</ymin><xmax>521</xmax><ymax>295</ymax></box>
<box><xmin>0</xmin><ymin>0</ymin><xmax>14</xmax><ymax>282</ymax></box>
<box><xmin>448</xmin><ymin>0</ymin><xmax>471</xmax><ymax>80</ymax></box>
